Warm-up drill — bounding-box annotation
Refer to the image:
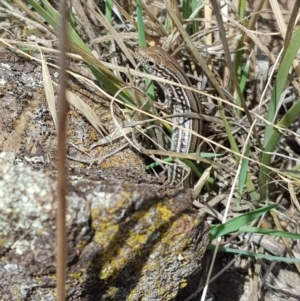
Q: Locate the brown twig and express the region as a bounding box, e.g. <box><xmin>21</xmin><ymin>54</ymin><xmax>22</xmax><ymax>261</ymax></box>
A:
<box><xmin>56</xmin><ymin>0</ymin><xmax>68</xmax><ymax>300</ymax></box>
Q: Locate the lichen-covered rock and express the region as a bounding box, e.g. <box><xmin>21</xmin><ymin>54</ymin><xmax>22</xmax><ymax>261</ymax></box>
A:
<box><xmin>0</xmin><ymin>153</ymin><xmax>209</xmax><ymax>300</ymax></box>
<box><xmin>0</xmin><ymin>153</ymin><xmax>92</xmax><ymax>300</ymax></box>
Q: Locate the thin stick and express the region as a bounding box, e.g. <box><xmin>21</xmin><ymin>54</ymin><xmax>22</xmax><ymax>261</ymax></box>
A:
<box><xmin>56</xmin><ymin>0</ymin><xmax>68</xmax><ymax>300</ymax></box>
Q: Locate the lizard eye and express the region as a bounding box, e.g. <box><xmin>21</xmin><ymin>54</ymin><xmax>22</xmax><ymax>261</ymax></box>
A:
<box><xmin>147</xmin><ymin>60</ymin><xmax>155</xmax><ymax>66</ymax></box>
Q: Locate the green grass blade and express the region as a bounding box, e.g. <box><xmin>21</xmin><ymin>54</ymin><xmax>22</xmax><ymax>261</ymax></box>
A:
<box><xmin>182</xmin><ymin>0</ymin><xmax>189</xmax><ymax>20</ymax></box>
<box><xmin>136</xmin><ymin>0</ymin><xmax>146</xmax><ymax>46</ymax></box>
<box><xmin>191</xmin><ymin>0</ymin><xmax>199</xmax><ymax>33</ymax></box>
<box><xmin>234</xmin><ymin>59</ymin><xmax>250</xmax><ymax>106</ymax></box>
<box><xmin>264</xmin><ymin>26</ymin><xmax>300</xmax><ymax>147</ymax></box>
<box><xmin>209</xmin><ymin>204</ymin><xmax>277</xmax><ymax>239</ymax></box>
<box><xmin>237</xmin><ymin>142</ymin><xmax>250</xmax><ymax>204</ymax></box>
<box><xmin>40</xmin><ymin>0</ymin><xmax>60</xmax><ymax>19</ymax></box>
<box><xmin>240</xmin><ymin>226</ymin><xmax>300</xmax><ymax>240</ymax></box>
<box><xmin>237</xmin><ymin>0</ymin><xmax>246</xmax><ymax>20</ymax></box>
<box><xmin>105</xmin><ymin>0</ymin><xmax>113</xmax><ymax>22</ymax></box>
<box><xmin>145</xmin><ymin>152</ymin><xmax>223</xmax><ymax>171</ymax></box>
<box><xmin>207</xmin><ymin>245</ymin><xmax>300</xmax><ymax>264</ymax></box>
<box><xmin>259</xmin><ymin>99</ymin><xmax>300</xmax><ymax>198</ymax></box>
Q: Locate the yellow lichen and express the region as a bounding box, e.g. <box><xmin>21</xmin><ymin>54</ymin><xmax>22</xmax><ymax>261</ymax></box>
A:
<box><xmin>69</xmin><ymin>271</ymin><xmax>82</xmax><ymax>279</ymax></box>
<box><xmin>156</xmin><ymin>203</ymin><xmax>173</xmax><ymax>222</ymax></box>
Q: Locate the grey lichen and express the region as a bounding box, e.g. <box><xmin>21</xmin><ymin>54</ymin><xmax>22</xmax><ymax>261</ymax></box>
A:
<box><xmin>0</xmin><ymin>153</ymin><xmax>209</xmax><ymax>300</ymax></box>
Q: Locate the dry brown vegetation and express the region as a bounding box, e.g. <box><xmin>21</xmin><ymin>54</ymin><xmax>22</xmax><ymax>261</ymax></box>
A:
<box><xmin>0</xmin><ymin>0</ymin><xmax>300</xmax><ymax>300</ymax></box>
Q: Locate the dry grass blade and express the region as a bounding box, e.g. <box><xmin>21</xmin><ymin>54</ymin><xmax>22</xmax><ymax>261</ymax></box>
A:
<box><xmin>211</xmin><ymin>0</ymin><xmax>262</xmax><ymax>150</ymax></box>
<box><xmin>88</xmin><ymin>5</ymin><xmax>136</xmax><ymax>67</ymax></box>
<box><xmin>89</xmin><ymin>127</ymin><xmax>133</xmax><ymax>150</ymax></box>
<box><xmin>41</xmin><ymin>50</ymin><xmax>58</xmax><ymax>131</ymax></box>
<box><xmin>204</xmin><ymin>2</ymin><xmax>213</xmax><ymax>45</ymax></box>
<box><xmin>270</xmin><ymin>210</ymin><xmax>300</xmax><ymax>274</ymax></box>
<box><xmin>269</xmin><ymin>1</ymin><xmax>288</xmax><ymax>37</ymax></box>
<box><xmin>164</xmin><ymin>0</ymin><xmax>227</xmax><ymax>101</ymax></box>
<box><xmin>284</xmin><ymin>1</ymin><xmax>300</xmax><ymax>59</ymax></box>
<box><xmin>289</xmin><ymin>182</ymin><xmax>300</xmax><ymax>212</ymax></box>
<box><xmin>194</xmin><ymin>165</ymin><xmax>212</xmax><ymax>197</ymax></box>
<box><xmin>140</xmin><ymin>0</ymin><xmax>167</xmax><ymax>36</ymax></box>
<box><xmin>111</xmin><ymin>0</ymin><xmax>134</xmax><ymax>25</ymax></box>
<box><xmin>65</xmin><ymin>89</ymin><xmax>107</xmax><ymax>136</ymax></box>
<box><xmin>228</xmin><ymin>15</ymin><xmax>277</xmax><ymax>63</ymax></box>
<box><xmin>12</xmin><ymin>0</ymin><xmax>56</xmax><ymax>35</ymax></box>
<box><xmin>269</xmin><ymin>1</ymin><xmax>300</xmax><ymax>72</ymax></box>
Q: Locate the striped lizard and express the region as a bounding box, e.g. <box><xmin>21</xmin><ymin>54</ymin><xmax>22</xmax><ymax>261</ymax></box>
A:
<box><xmin>136</xmin><ymin>46</ymin><xmax>204</xmax><ymax>188</ymax></box>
